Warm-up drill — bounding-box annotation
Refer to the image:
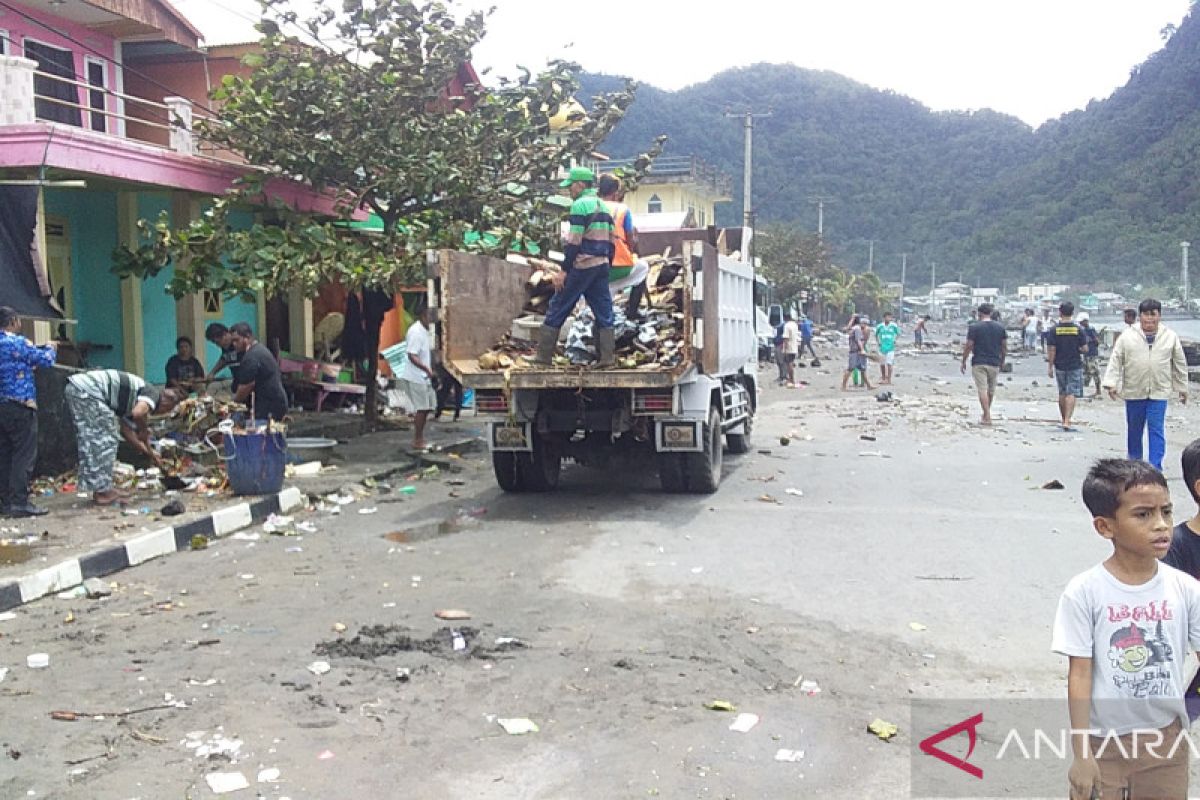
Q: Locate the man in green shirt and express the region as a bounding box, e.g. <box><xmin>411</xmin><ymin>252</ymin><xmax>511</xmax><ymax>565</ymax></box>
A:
<box><xmin>875</xmin><ymin>312</ymin><xmax>901</xmax><ymax>385</ymax></box>
<box><xmin>534</xmin><ymin>166</ymin><xmax>617</xmax><ymax>367</ymax></box>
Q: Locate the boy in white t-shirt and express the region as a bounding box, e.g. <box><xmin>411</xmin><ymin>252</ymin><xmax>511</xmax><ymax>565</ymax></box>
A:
<box><xmin>1052</xmin><ymin>459</ymin><xmax>1200</xmax><ymax>798</ymax></box>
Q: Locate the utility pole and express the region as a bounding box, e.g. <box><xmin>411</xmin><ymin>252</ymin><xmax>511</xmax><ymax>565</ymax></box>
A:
<box><xmin>1183</xmin><ymin>241</ymin><xmax>1191</xmax><ymax>312</ymax></box>
<box><xmin>899</xmin><ymin>253</ymin><xmax>907</xmax><ymax>319</ymax></box>
<box><xmin>726</xmin><ymin>109</ymin><xmax>772</xmax><ymax>256</ymax></box>
<box><xmin>929</xmin><ymin>261</ymin><xmax>937</xmax><ymax>319</ymax></box>
<box><xmin>867</xmin><ymin>240</ymin><xmax>874</xmax><ymax>273</ymax></box>
<box><xmin>807</xmin><ymin>197</ymin><xmax>832</xmax><ymax>241</ymax></box>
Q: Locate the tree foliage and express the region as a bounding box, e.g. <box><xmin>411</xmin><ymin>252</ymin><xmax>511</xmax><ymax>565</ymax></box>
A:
<box><xmin>114</xmin><ymin>0</ymin><xmax>655</xmax><ymax>299</ymax></box>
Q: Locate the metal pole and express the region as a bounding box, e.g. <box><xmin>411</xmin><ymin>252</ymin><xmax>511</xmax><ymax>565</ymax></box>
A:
<box><xmin>930</xmin><ymin>261</ymin><xmax>936</xmax><ymax>319</ymax></box>
<box><xmin>817</xmin><ymin>200</ymin><xmax>824</xmax><ymax>240</ymax></box>
<box><xmin>899</xmin><ymin>253</ymin><xmax>907</xmax><ymax>319</ymax></box>
<box><xmin>1183</xmin><ymin>241</ymin><xmax>1191</xmax><ymax>312</ymax></box>
<box><xmin>742</xmin><ymin>114</ymin><xmax>753</xmax><ymax>233</ymax></box>
<box><xmin>867</xmin><ymin>240</ymin><xmax>874</xmax><ymax>273</ymax></box>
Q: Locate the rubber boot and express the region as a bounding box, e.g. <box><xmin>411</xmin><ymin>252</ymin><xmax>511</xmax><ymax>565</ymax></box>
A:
<box><xmin>626</xmin><ymin>282</ymin><xmax>646</xmax><ymax>320</ymax></box>
<box><xmin>596</xmin><ymin>327</ymin><xmax>616</xmax><ymax>368</ymax></box>
<box><xmin>533</xmin><ymin>325</ymin><xmax>560</xmax><ymax>365</ymax></box>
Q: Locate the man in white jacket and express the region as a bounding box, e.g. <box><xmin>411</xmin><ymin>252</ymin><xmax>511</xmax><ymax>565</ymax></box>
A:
<box><xmin>1102</xmin><ymin>298</ymin><xmax>1188</xmax><ymax>470</ymax></box>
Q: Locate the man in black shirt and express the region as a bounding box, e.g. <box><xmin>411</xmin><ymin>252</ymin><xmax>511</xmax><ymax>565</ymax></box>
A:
<box><xmin>229</xmin><ymin>322</ymin><xmax>288</xmax><ymax>422</ymax></box>
<box><xmin>960</xmin><ymin>303</ymin><xmax>1007</xmax><ymax>426</ymax></box>
<box><xmin>1045</xmin><ymin>301</ymin><xmax>1086</xmax><ymax>432</ymax></box>
<box><xmin>1165</xmin><ymin>439</ymin><xmax>1200</xmax><ymax>578</ymax></box>
<box><xmin>204</xmin><ymin>323</ymin><xmax>242</xmax><ymax>391</ymax></box>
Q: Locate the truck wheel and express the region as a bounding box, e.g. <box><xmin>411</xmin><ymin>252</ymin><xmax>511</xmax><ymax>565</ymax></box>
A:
<box><xmin>658</xmin><ymin>452</ymin><xmax>686</xmax><ymax>492</ymax></box>
<box><xmin>682</xmin><ymin>406</ymin><xmax>722</xmax><ymax>494</ymax></box>
<box><xmin>492</xmin><ymin>452</ymin><xmax>525</xmax><ymax>492</ymax></box>
<box><xmin>725</xmin><ymin>412</ymin><xmax>753</xmax><ymax>454</ymax></box>
<box><xmin>519</xmin><ymin>434</ymin><xmax>561</xmax><ymax>492</ymax></box>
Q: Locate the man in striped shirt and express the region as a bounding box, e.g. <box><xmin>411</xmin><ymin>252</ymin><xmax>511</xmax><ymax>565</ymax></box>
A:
<box><xmin>534</xmin><ymin>166</ymin><xmax>617</xmax><ymax>367</ymax></box>
<box><xmin>64</xmin><ymin>369</ymin><xmax>181</xmax><ymax>506</ymax></box>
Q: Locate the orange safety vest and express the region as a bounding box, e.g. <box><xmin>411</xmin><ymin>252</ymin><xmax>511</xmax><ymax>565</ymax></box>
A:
<box><xmin>608</xmin><ymin>201</ymin><xmax>635</xmax><ymax>268</ymax></box>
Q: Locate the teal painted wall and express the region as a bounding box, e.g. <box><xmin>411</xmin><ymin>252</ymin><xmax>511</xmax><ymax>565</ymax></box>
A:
<box><xmin>43</xmin><ymin>189</ymin><xmax>124</xmax><ymax>370</ymax></box>
<box><xmin>201</xmin><ymin>209</ymin><xmax>259</xmax><ymax>371</ymax></box>
<box><xmin>138</xmin><ymin>193</ymin><xmax>177</xmax><ymax>384</ymax></box>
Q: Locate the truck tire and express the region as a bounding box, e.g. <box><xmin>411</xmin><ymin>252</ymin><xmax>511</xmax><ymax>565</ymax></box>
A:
<box><xmin>519</xmin><ymin>433</ymin><xmax>561</xmax><ymax>492</ymax></box>
<box><xmin>682</xmin><ymin>406</ymin><xmax>722</xmax><ymax>494</ymax></box>
<box><xmin>492</xmin><ymin>452</ymin><xmax>525</xmax><ymax>492</ymax></box>
<box><xmin>658</xmin><ymin>452</ymin><xmax>687</xmax><ymax>493</ymax></box>
<box><xmin>725</xmin><ymin>412</ymin><xmax>753</xmax><ymax>454</ymax></box>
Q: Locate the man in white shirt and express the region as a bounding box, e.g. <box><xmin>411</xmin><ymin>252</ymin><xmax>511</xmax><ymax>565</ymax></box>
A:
<box><xmin>401</xmin><ymin>306</ymin><xmax>436</xmax><ymax>452</ymax></box>
<box><xmin>781</xmin><ymin>314</ymin><xmax>800</xmax><ymax>386</ymax></box>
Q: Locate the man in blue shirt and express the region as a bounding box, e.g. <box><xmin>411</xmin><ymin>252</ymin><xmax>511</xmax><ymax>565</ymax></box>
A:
<box><xmin>0</xmin><ymin>306</ymin><xmax>57</xmax><ymax>517</ymax></box>
<box><xmin>799</xmin><ymin>316</ymin><xmax>818</xmax><ymax>361</ymax></box>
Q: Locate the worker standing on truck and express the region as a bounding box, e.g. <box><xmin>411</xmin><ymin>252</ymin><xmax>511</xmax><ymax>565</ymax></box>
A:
<box><xmin>599</xmin><ymin>175</ymin><xmax>649</xmax><ymax>320</ymax></box>
<box><xmin>535</xmin><ymin>166</ymin><xmax>617</xmax><ymax>368</ymax></box>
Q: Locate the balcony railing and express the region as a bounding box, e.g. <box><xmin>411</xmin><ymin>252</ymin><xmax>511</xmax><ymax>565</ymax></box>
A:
<box><xmin>1</xmin><ymin>54</ymin><xmax>241</xmax><ymax>164</ymax></box>
<box><xmin>602</xmin><ymin>155</ymin><xmax>734</xmax><ymax>197</ymax></box>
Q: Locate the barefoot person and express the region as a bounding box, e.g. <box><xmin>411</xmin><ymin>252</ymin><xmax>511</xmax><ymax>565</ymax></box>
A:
<box><xmin>841</xmin><ymin>316</ymin><xmax>873</xmax><ymax>391</ymax></box>
<box><xmin>400</xmin><ymin>305</ymin><xmax>437</xmax><ymax>452</ymax></box>
<box><xmin>960</xmin><ymin>303</ymin><xmax>1006</xmax><ymax>426</ymax></box>
<box><xmin>0</xmin><ymin>306</ymin><xmax>57</xmax><ymax>517</ymax></box>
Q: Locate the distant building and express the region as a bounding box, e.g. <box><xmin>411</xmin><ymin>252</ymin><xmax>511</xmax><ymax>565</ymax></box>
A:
<box><xmin>1017</xmin><ymin>283</ymin><xmax>1070</xmax><ymax>303</ymax></box>
<box><xmin>601</xmin><ymin>155</ymin><xmax>731</xmax><ymax>229</ymax></box>
<box><xmin>972</xmin><ymin>287</ymin><xmax>1000</xmax><ymax>305</ymax></box>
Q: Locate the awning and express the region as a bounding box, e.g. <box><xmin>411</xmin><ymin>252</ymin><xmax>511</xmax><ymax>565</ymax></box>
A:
<box><xmin>0</xmin><ymin>187</ymin><xmax>61</xmax><ymax>321</ymax></box>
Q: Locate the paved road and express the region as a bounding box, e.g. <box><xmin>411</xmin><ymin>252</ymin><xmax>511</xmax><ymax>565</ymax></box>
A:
<box><xmin>3</xmin><ymin>345</ymin><xmax>1199</xmax><ymax>798</ymax></box>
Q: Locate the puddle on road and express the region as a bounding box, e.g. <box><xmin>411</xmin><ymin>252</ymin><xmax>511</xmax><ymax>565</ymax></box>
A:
<box><xmin>382</xmin><ymin>514</ymin><xmax>481</xmax><ymax>544</ymax></box>
<box><xmin>0</xmin><ymin>543</ymin><xmax>32</xmax><ymax>565</ymax></box>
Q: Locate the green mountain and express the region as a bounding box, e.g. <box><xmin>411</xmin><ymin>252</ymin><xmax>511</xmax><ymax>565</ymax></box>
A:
<box><xmin>581</xmin><ymin>8</ymin><xmax>1200</xmax><ymax>291</ymax></box>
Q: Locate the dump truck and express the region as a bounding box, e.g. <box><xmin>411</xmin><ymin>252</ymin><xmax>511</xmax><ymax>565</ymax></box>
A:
<box><xmin>432</xmin><ymin>226</ymin><xmax>758</xmax><ymax>493</ymax></box>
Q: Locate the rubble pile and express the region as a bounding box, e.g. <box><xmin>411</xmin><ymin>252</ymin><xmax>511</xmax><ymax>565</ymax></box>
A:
<box><xmin>477</xmin><ymin>254</ymin><xmax>689</xmax><ymax>370</ymax></box>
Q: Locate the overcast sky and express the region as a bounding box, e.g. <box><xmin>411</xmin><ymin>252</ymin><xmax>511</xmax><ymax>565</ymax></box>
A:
<box><xmin>174</xmin><ymin>0</ymin><xmax>1192</xmax><ymax>127</ymax></box>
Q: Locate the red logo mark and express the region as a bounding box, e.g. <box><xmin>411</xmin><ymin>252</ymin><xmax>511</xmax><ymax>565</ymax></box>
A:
<box><xmin>919</xmin><ymin>713</ymin><xmax>984</xmax><ymax>779</ymax></box>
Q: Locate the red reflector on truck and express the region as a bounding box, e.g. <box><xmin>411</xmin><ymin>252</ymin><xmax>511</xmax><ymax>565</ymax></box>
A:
<box><xmin>475</xmin><ymin>391</ymin><xmax>508</xmax><ymax>414</ymax></box>
<box><xmin>633</xmin><ymin>390</ymin><xmax>673</xmax><ymax>414</ymax></box>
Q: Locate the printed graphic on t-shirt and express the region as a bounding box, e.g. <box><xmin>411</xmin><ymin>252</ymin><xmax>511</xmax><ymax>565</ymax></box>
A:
<box><xmin>1106</xmin><ymin>603</ymin><xmax>1175</xmax><ymax>697</ymax></box>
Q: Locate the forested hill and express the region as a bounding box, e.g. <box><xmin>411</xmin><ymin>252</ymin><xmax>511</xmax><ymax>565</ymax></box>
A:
<box><xmin>580</xmin><ymin>7</ymin><xmax>1200</xmax><ymax>289</ymax></box>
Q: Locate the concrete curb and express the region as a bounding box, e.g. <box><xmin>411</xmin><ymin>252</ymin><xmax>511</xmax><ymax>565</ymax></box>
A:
<box><xmin>0</xmin><ymin>487</ymin><xmax>304</xmax><ymax>612</ymax></box>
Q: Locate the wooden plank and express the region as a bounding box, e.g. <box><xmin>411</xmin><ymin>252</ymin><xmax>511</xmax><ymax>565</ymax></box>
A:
<box><xmin>701</xmin><ymin>242</ymin><xmax>720</xmax><ymax>375</ymax></box>
<box><xmin>439</xmin><ymin>251</ymin><xmax>531</xmax><ymax>364</ymax></box>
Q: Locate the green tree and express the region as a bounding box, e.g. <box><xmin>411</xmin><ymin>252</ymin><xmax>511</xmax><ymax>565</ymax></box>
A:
<box><xmin>115</xmin><ymin>0</ymin><xmax>656</xmax><ymax>421</ymax></box>
<box><xmin>756</xmin><ymin>223</ymin><xmax>830</xmax><ymax>310</ymax></box>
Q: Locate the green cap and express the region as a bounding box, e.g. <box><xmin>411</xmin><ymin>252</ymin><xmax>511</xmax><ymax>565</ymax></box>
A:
<box><xmin>558</xmin><ymin>166</ymin><xmax>595</xmax><ymax>188</ymax></box>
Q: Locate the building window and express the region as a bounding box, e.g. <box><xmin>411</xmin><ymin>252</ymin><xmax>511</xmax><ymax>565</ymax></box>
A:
<box><xmin>647</xmin><ymin>194</ymin><xmax>662</xmax><ymax>214</ymax></box>
<box><xmin>85</xmin><ymin>58</ymin><xmax>106</xmax><ymax>133</ymax></box>
<box><xmin>24</xmin><ymin>39</ymin><xmax>82</xmax><ymax>127</ymax></box>
<box><xmin>203</xmin><ymin>290</ymin><xmax>223</xmax><ymax>317</ymax></box>
<box><xmin>0</xmin><ymin>30</ymin><xmax>9</xmax><ymax>55</ymax></box>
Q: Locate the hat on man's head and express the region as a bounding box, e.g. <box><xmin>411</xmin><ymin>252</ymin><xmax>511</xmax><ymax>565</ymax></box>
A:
<box><xmin>559</xmin><ymin>166</ymin><xmax>595</xmax><ymax>188</ymax></box>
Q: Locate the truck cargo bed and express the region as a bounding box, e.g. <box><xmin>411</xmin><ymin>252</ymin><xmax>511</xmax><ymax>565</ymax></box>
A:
<box><xmin>449</xmin><ymin>359</ymin><xmax>691</xmax><ymax>390</ymax></box>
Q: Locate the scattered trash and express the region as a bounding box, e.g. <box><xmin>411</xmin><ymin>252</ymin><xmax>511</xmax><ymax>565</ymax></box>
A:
<box><xmin>779</xmin><ymin>436</ymin><xmax>791</xmax><ymax>446</ymax></box>
<box><xmin>0</xmin><ymin>611</ymin><xmax>15</xmax><ymax>622</ymax></box>
<box><xmin>1042</xmin><ymin>479</ymin><xmax>1065</xmax><ymax>490</ymax></box>
<box><xmin>0</xmin><ymin>667</ymin><xmax>7</xmax><ymax>683</ymax></box>
<box><xmin>858</xmin><ymin>451</ymin><xmax>889</xmax><ymax>458</ymax></box>
<box><xmin>435</xmin><ymin>609</ymin><xmax>471</xmax><ymax>620</ymax></box>
<box><xmin>867</xmin><ymin>718</ymin><xmax>899</xmax><ymax>741</ymax></box>
<box><xmin>775</xmin><ymin>749</ymin><xmax>805</xmax><ymax>762</ymax></box>
<box><xmin>398</xmin><ymin>486</ymin><xmax>417</xmax><ymax>495</ymax></box>
<box><xmin>160</xmin><ymin>499</ymin><xmax>186</xmax><ymax>517</ymax></box>
<box><xmin>257</xmin><ymin>767</ymin><xmax>281</xmax><ymax>783</ymax></box>
<box><xmin>757</xmin><ymin>494</ymin><xmax>782</xmax><ymax>505</ymax></box>
<box><xmin>729</xmin><ymin>713</ymin><xmax>760</xmax><ymax>733</ymax></box>
<box><xmin>799</xmin><ymin>679</ymin><xmax>821</xmax><ymax>695</ymax></box>
<box><xmin>332</xmin><ymin>622</ymin><xmax>347</xmax><ymax>633</ymax></box>
<box><xmin>205</xmin><ymin>772</ymin><xmax>250</xmax><ymax>794</ymax></box>
<box><xmin>190</xmin><ymin>534</ymin><xmax>209</xmax><ymax>551</ymax></box>
<box><xmin>496</xmin><ymin>718</ymin><xmax>539</xmax><ymax>735</ymax></box>
<box><xmin>230</xmin><ymin>532</ymin><xmax>261</xmax><ymax>542</ymax></box>
<box><xmin>452</xmin><ymin>630</ymin><xmax>467</xmax><ymax>651</ymax></box>
<box><xmin>263</xmin><ymin>514</ymin><xmax>295</xmax><ymax>534</ymax></box>
<box><xmin>704</xmin><ymin>700</ymin><xmax>737</xmax><ymax>712</ymax></box>
<box><xmin>26</xmin><ymin>653</ymin><xmax>48</xmax><ymax>669</ymax></box>
<box><xmin>296</xmin><ymin>521</ymin><xmax>318</xmax><ymax>534</ymax></box>
<box><xmin>240</xmin><ymin>574</ymin><xmax>255</xmax><ymax>581</ymax></box>
<box><xmin>909</xmin><ymin>622</ymin><xmax>927</xmax><ymax>632</ymax></box>
<box><xmin>875</xmin><ymin>391</ymin><xmax>894</xmax><ymax>402</ymax></box>
<box><xmin>785</xmin><ymin>488</ymin><xmax>803</xmax><ymax>497</ymax></box>
<box><xmin>82</xmin><ymin>577</ymin><xmax>112</xmax><ymax>599</ymax></box>
<box><xmin>860</xmin><ymin>434</ymin><xmax>877</xmax><ymax>441</ymax></box>
<box><xmin>307</xmin><ymin>661</ymin><xmax>331</xmax><ymax>676</ymax></box>
<box><xmin>358</xmin><ymin>507</ymin><xmax>378</xmax><ymax>515</ymax></box>
<box><xmin>318</xmin><ymin>749</ymin><xmax>336</xmax><ymax>760</ymax></box>
<box><xmin>57</xmin><ymin>585</ymin><xmax>87</xmax><ymax>600</ymax></box>
<box><xmin>288</xmin><ymin>461</ymin><xmax>323</xmax><ymax>477</ymax></box>
<box><xmin>396</xmin><ymin>667</ymin><xmax>411</xmax><ymax>683</ymax></box>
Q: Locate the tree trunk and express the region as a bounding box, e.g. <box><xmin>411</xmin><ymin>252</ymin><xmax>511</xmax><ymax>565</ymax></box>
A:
<box><xmin>363</xmin><ymin>330</ymin><xmax>380</xmax><ymax>427</ymax></box>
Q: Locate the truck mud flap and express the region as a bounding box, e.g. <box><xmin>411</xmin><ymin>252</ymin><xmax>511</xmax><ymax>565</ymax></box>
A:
<box><xmin>655</xmin><ymin>419</ymin><xmax>703</xmax><ymax>453</ymax></box>
<box><xmin>488</xmin><ymin>422</ymin><xmax>533</xmax><ymax>453</ymax></box>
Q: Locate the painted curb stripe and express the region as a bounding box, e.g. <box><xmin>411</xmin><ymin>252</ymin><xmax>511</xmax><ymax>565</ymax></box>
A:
<box><xmin>0</xmin><ymin>487</ymin><xmax>305</xmax><ymax>612</ymax></box>
<box><xmin>79</xmin><ymin>545</ymin><xmax>130</xmax><ymax>579</ymax></box>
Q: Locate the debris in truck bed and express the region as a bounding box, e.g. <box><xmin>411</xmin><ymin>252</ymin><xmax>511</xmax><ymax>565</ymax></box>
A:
<box><xmin>478</xmin><ymin>254</ymin><xmax>688</xmax><ymax>370</ymax></box>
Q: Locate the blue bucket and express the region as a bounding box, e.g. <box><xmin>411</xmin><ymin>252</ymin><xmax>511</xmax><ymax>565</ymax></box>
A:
<box><xmin>224</xmin><ymin>427</ymin><xmax>287</xmax><ymax>496</ymax></box>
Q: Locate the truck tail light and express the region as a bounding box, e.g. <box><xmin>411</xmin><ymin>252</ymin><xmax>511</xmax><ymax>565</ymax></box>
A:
<box><xmin>633</xmin><ymin>389</ymin><xmax>674</xmax><ymax>415</ymax></box>
<box><xmin>475</xmin><ymin>390</ymin><xmax>509</xmax><ymax>415</ymax></box>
